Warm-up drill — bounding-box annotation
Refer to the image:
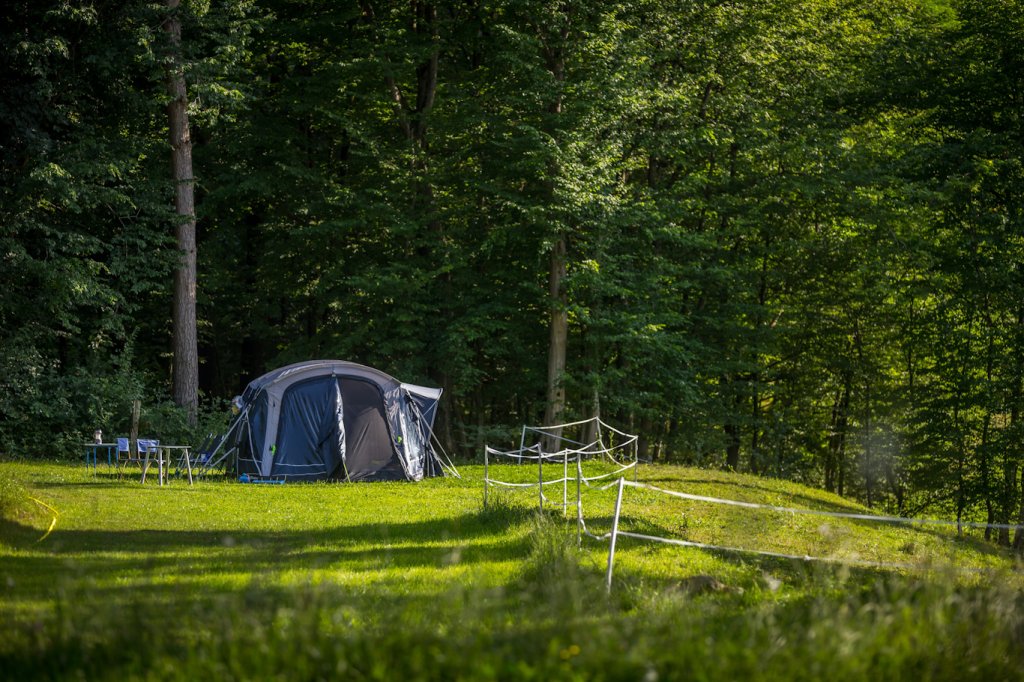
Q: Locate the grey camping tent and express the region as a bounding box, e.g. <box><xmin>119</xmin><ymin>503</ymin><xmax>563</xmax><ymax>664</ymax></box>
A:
<box><xmin>225</xmin><ymin>360</ymin><xmax>444</xmax><ymax>482</ymax></box>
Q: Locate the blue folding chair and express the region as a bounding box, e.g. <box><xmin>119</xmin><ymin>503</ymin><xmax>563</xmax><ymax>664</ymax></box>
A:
<box><xmin>191</xmin><ymin>432</ymin><xmax>232</xmax><ymax>478</ymax></box>
<box><xmin>196</xmin><ymin>433</ymin><xmax>226</xmax><ymax>466</ymax></box>
<box><xmin>115</xmin><ymin>437</ymin><xmax>136</xmax><ymax>479</ymax></box>
<box><xmin>137</xmin><ymin>439</ymin><xmax>163</xmax><ymax>484</ymax></box>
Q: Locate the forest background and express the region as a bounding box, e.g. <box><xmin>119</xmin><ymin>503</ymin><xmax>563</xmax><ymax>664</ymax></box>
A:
<box><xmin>1</xmin><ymin>0</ymin><xmax>1022</xmax><ymax>543</ymax></box>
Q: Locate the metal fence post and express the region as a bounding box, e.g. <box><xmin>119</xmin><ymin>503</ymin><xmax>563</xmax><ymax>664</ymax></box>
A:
<box><xmin>605</xmin><ymin>476</ymin><xmax>626</xmax><ymax>593</ymax></box>
<box><xmin>483</xmin><ymin>447</ymin><xmax>489</xmax><ymax>509</ymax></box>
<box><xmin>576</xmin><ymin>456</ymin><xmax>583</xmax><ymax>547</ymax></box>
<box><xmin>538</xmin><ymin>444</ymin><xmax>544</xmax><ymax>513</ymax></box>
<box><xmin>633</xmin><ymin>437</ymin><xmax>639</xmax><ymax>482</ymax></box>
<box><xmin>563</xmin><ymin>448</ymin><xmax>568</xmax><ymax>518</ymax></box>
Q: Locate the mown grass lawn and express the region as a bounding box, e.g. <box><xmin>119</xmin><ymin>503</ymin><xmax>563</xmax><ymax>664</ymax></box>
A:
<box><xmin>2</xmin><ymin>459</ymin><xmax>1023</xmax><ymax>680</ymax></box>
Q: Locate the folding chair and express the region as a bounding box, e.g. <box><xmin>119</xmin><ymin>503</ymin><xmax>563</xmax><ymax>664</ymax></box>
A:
<box><xmin>116</xmin><ymin>437</ymin><xmax>139</xmax><ymax>479</ymax></box>
<box><xmin>137</xmin><ymin>439</ymin><xmax>163</xmax><ymax>484</ymax></box>
<box><xmin>116</xmin><ymin>437</ymin><xmax>130</xmax><ymax>464</ymax></box>
<box><xmin>195</xmin><ymin>432</ymin><xmax>231</xmax><ymax>477</ymax></box>
<box><xmin>197</xmin><ymin>433</ymin><xmax>226</xmax><ymax>466</ymax></box>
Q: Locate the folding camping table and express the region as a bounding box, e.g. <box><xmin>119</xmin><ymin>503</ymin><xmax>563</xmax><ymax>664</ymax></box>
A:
<box><xmin>132</xmin><ymin>442</ymin><xmax>193</xmax><ymax>486</ymax></box>
<box><xmin>140</xmin><ymin>445</ymin><xmax>194</xmax><ymax>486</ymax></box>
<box><xmin>83</xmin><ymin>443</ymin><xmax>117</xmax><ymax>472</ymax></box>
<box><xmin>164</xmin><ymin>445</ymin><xmax>194</xmax><ymax>485</ymax></box>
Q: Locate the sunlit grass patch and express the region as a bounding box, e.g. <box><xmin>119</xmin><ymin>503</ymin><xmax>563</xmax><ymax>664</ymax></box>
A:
<box><xmin>2</xmin><ymin>460</ymin><xmax>1023</xmax><ymax>680</ymax></box>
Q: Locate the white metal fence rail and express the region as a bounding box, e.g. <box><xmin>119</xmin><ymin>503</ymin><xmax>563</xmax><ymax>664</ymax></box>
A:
<box><xmin>599</xmin><ymin>477</ymin><xmax>1024</xmax><ymax>592</ymax></box>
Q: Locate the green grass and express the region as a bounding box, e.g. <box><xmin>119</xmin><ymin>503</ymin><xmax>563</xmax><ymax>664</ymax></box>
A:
<box><xmin>1</xmin><ymin>459</ymin><xmax>1022</xmax><ymax>680</ymax></box>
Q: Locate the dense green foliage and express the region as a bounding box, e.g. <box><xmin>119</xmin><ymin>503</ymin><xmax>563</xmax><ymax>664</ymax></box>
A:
<box><xmin>1</xmin><ymin>462</ymin><xmax>1022</xmax><ymax>680</ymax></box>
<box><xmin>1</xmin><ymin>1</ymin><xmax>1022</xmax><ymax>532</ymax></box>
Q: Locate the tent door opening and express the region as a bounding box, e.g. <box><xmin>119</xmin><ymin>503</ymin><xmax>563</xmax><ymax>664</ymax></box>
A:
<box><xmin>268</xmin><ymin>376</ymin><xmax>403</xmax><ymax>482</ymax></box>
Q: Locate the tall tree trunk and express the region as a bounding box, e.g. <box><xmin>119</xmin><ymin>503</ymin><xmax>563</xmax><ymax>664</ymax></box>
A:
<box><xmin>981</xmin><ymin>410</ymin><xmax>993</xmax><ymax>541</ymax></box>
<box><xmin>724</xmin><ymin>388</ymin><xmax>742</xmax><ymax>470</ymax></box>
<box><xmin>954</xmin><ymin>403</ymin><xmax>967</xmax><ymax>537</ymax></box>
<box><xmin>749</xmin><ymin>376</ymin><xmax>760</xmax><ymax>475</ymax></box>
<box><xmin>165</xmin><ymin>0</ymin><xmax>198</xmax><ymax>425</ymax></box>
<box><xmin>1015</xmin><ymin>465</ymin><xmax>1024</xmax><ymax>552</ymax></box>
<box><xmin>368</xmin><ymin>1</ymin><xmax>452</xmax><ymax>456</ymax></box>
<box><xmin>543</xmin><ymin>234</ymin><xmax>568</xmax><ymax>450</ymax></box>
<box><xmin>864</xmin><ymin>380</ymin><xmax>874</xmax><ymax>509</ymax></box>
<box><xmin>1014</xmin><ymin>455</ymin><xmax>1024</xmax><ymax>552</ymax></box>
<box><xmin>825</xmin><ymin>378</ymin><xmax>850</xmax><ymax>493</ymax></box>
<box><xmin>749</xmin><ymin>229</ymin><xmax>770</xmax><ymax>476</ymax></box>
<box><xmin>996</xmin><ymin>307</ymin><xmax>1024</xmax><ymax>546</ymax></box>
<box><xmin>979</xmin><ymin>304</ymin><xmax>997</xmax><ymax>541</ymax></box>
<box><xmin>724</xmin><ymin>423</ymin><xmax>741</xmax><ymax>471</ymax></box>
<box><xmin>1000</xmin><ymin>455</ymin><xmax>1017</xmax><ymax>547</ymax></box>
<box><xmin>539</xmin><ymin>21</ymin><xmax>569</xmax><ymax>451</ymax></box>
<box><xmin>1012</xmin><ymin>306</ymin><xmax>1024</xmax><ymax>550</ymax></box>
<box><xmin>638</xmin><ymin>416</ymin><xmax>653</xmax><ymax>463</ymax></box>
<box><xmin>582</xmin><ymin>385</ymin><xmax>601</xmax><ymax>452</ymax></box>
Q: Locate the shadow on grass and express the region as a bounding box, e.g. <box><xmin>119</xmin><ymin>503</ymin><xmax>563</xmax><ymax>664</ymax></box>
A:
<box><xmin>898</xmin><ymin>523</ymin><xmax>1018</xmax><ymax>561</ymax></box>
<box><xmin>0</xmin><ymin>502</ymin><xmax>536</xmax><ymax>613</ymax></box>
<box><xmin>0</xmin><ymin>565</ymin><xmax>602</xmax><ymax>682</ymax></box>
<box><xmin>0</xmin><ymin>502</ymin><xmax>570</xmax><ymax>682</ymax></box>
<box><xmin>30</xmin><ymin>470</ymin><xmax>223</xmax><ymax>488</ymax></box>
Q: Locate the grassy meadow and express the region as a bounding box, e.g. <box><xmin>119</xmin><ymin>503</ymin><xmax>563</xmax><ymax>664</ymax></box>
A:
<box><xmin>1</xmin><ymin>459</ymin><xmax>1023</xmax><ymax>680</ymax></box>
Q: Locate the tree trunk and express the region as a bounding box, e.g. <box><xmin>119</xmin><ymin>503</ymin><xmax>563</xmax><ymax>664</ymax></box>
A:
<box><xmin>1014</xmin><ymin>462</ymin><xmax>1024</xmax><ymax>552</ymax></box>
<box><xmin>436</xmin><ymin>372</ymin><xmax>457</xmax><ymax>457</ymax></box>
<box><xmin>582</xmin><ymin>385</ymin><xmax>601</xmax><ymax>452</ymax></box>
<box><xmin>981</xmin><ymin>410</ymin><xmax>993</xmax><ymax>542</ymax></box>
<box><xmin>749</xmin><ymin>377</ymin><xmax>760</xmax><ymax>475</ymax></box>
<box><xmin>1000</xmin><ymin>456</ymin><xmax>1016</xmax><ymax>546</ymax></box>
<box><xmin>1012</xmin><ymin>308</ymin><xmax>1024</xmax><ymax>550</ymax></box>
<box><xmin>724</xmin><ymin>423</ymin><xmax>741</xmax><ymax>471</ymax></box>
<box><xmin>724</xmin><ymin>387</ymin><xmax>743</xmax><ymax>471</ymax></box>
<box><xmin>980</xmin><ymin>304</ymin><xmax>995</xmax><ymax>541</ymax></box>
<box><xmin>825</xmin><ymin>379</ymin><xmax>850</xmax><ymax>493</ymax></box>
<box><xmin>538</xmin><ymin>16</ymin><xmax>570</xmax><ymax>453</ymax></box>
<box><xmin>165</xmin><ymin>0</ymin><xmax>198</xmax><ymax>426</ymax></box>
<box><xmin>543</xmin><ymin>234</ymin><xmax>568</xmax><ymax>450</ymax></box>
<box><xmin>638</xmin><ymin>416</ymin><xmax>653</xmax><ymax>463</ymax></box>
<box><xmin>954</xmin><ymin>404</ymin><xmax>966</xmax><ymax>538</ymax></box>
<box><xmin>864</xmin><ymin>380</ymin><xmax>874</xmax><ymax>509</ymax></box>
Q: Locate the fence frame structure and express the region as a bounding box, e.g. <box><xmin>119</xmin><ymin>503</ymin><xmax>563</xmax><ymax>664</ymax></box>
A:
<box><xmin>483</xmin><ymin>417</ymin><xmax>638</xmax><ymax>515</ymax></box>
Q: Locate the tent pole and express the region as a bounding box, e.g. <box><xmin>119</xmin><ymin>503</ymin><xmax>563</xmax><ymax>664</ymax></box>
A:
<box><xmin>413</xmin><ymin>400</ymin><xmax>461</xmax><ymax>479</ymax></box>
<box><xmin>200</xmin><ymin>406</ymin><xmax>245</xmax><ymax>476</ymax></box>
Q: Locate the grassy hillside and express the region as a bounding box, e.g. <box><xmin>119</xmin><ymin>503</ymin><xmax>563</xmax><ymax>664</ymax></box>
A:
<box><xmin>1</xmin><ymin>460</ymin><xmax>1022</xmax><ymax>680</ymax></box>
